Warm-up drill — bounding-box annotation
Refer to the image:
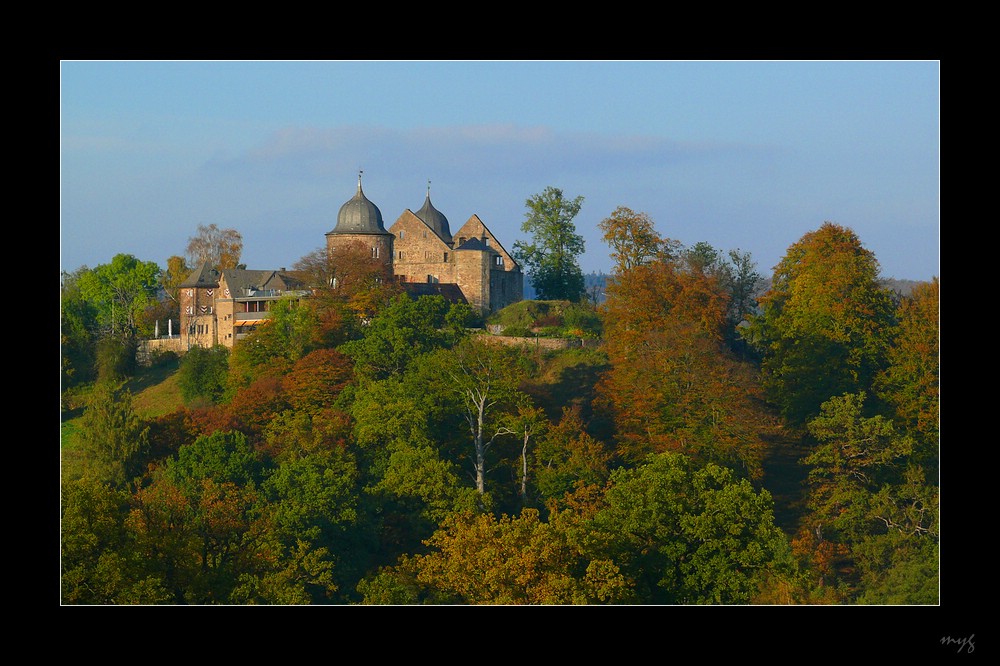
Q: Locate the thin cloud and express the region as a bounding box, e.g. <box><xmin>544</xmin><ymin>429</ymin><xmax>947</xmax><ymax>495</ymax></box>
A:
<box><xmin>205</xmin><ymin>124</ymin><xmax>775</xmax><ymax>182</ymax></box>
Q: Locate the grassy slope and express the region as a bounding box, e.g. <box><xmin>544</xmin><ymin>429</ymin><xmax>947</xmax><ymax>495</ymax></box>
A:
<box><xmin>60</xmin><ymin>361</ymin><xmax>186</xmax><ymax>481</ymax></box>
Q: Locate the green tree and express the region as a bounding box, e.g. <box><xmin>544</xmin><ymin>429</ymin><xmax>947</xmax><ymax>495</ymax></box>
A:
<box><xmin>743</xmin><ymin>222</ymin><xmax>897</xmax><ymax>425</ymax></box>
<box><xmin>78</xmin><ymin>379</ymin><xmax>151</xmax><ymax>490</ymax></box>
<box><xmin>340</xmin><ymin>293</ymin><xmax>456</xmax><ymax>382</ymax></box>
<box><xmin>128</xmin><ymin>430</ymin><xmax>268</xmax><ymax>603</ymax></box>
<box><xmin>513</xmin><ymin>186</ymin><xmax>586</xmax><ymax>301</ymax></box>
<box><xmin>76</xmin><ymin>254</ymin><xmax>162</xmax><ymax>377</ymax></box>
<box><xmin>795</xmin><ymin>392</ymin><xmax>938</xmax><ymax>602</ymax></box>
<box><xmin>588</xmin><ymin>452</ymin><xmax>793</xmax><ymax>604</ymax></box>
<box><xmin>61</xmin><ymin>268</ymin><xmax>99</xmax><ymax>387</ymax></box>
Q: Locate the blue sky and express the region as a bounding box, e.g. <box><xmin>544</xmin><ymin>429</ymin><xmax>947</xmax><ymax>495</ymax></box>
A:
<box><xmin>60</xmin><ymin>60</ymin><xmax>939</xmax><ymax>281</ymax></box>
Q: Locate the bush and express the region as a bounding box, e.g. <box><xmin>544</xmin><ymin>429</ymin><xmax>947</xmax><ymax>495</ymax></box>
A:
<box><xmin>563</xmin><ymin>303</ymin><xmax>603</xmax><ymax>337</ymax></box>
<box><xmin>177</xmin><ymin>345</ymin><xmax>230</xmax><ymax>405</ymax></box>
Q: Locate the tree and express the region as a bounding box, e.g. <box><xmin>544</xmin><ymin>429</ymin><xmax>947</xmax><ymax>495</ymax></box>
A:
<box><xmin>596</xmin><ymin>247</ymin><xmax>776</xmax><ymax>477</ymax></box>
<box><xmin>76</xmin><ymin>254</ymin><xmax>162</xmax><ymax>376</ymax></box>
<box><xmin>599</xmin><ymin>206</ymin><xmax>677</xmax><ymax>273</ymax></box>
<box><xmin>513</xmin><ymin>186</ymin><xmax>586</xmax><ymax>301</ymax></box>
<box><xmin>78</xmin><ymin>379</ymin><xmax>151</xmax><ymax>490</ymax></box>
<box><xmin>444</xmin><ymin>338</ymin><xmax>529</xmax><ymax>496</ymax></box>
<box><xmin>61</xmin><ymin>268</ymin><xmax>98</xmax><ymax>387</ymax></box>
<box><xmin>185</xmin><ymin>223</ymin><xmax>244</xmax><ymax>270</ymax></box>
<box><xmin>588</xmin><ymin>452</ymin><xmax>793</xmax><ymax>604</ymax></box>
<box><xmin>340</xmin><ymin>293</ymin><xmax>456</xmax><ymax>382</ymax></box>
<box><xmin>790</xmin><ymin>392</ymin><xmax>938</xmax><ymax>602</ymax></box>
<box><xmin>742</xmin><ymin>222</ymin><xmax>896</xmax><ymax>425</ymax></box>
<box><xmin>61</xmin><ymin>476</ymin><xmax>171</xmax><ymax>604</ymax></box>
<box><xmin>162</xmin><ymin>255</ymin><xmax>191</xmax><ymax>304</ymax></box>
<box><xmin>360</xmin><ymin>509</ymin><xmax>631</xmax><ymax>605</ymax></box>
<box><xmin>875</xmin><ymin>277</ymin><xmax>939</xmax><ymax>467</ymax></box>
<box><xmin>177</xmin><ymin>345</ymin><xmax>230</xmax><ymax>405</ymax></box>
<box><xmin>281</xmin><ymin>348</ymin><xmax>355</xmax><ymax>415</ymax></box>
<box><xmin>534</xmin><ymin>406</ymin><xmax>611</xmax><ymax>508</ymax></box>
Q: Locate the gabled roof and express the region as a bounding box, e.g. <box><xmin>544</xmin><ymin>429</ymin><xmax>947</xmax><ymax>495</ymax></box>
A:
<box><xmin>453</xmin><ymin>215</ymin><xmax>520</xmax><ymax>270</ymax></box>
<box><xmin>218</xmin><ymin>269</ymin><xmax>309</xmax><ymax>297</ymax></box>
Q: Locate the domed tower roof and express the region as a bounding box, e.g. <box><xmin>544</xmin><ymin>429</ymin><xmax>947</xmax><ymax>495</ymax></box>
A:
<box><xmin>414</xmin><ymin>180</ymin><xmax>452</xmax><ymax>243</ymax></box>
<box><xmin>330</xmin><ymin>172</ymin><xmax>388</xmax><ymax>235</ymax></box>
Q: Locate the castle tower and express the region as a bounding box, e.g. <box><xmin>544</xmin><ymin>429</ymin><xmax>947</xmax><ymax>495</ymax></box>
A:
<box><xmin>325</xmin><ymin>171</ymin><xmax>394</xmax><ymax>271</ymax></box>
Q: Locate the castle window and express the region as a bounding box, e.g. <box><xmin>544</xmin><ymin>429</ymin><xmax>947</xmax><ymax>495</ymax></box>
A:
<box><xmin>398</xmin><ymin>251</ymin><xmax>404</xmax><ymax>260</ymax></box>
<box><xmin>444</xmin><ymin>252</ymin><xmax>449</xmax><ymax>262</ymax></box>
<box><xmin>372</xmin><ymin>246</ymin><xmax>380</xmax><ymax>259</ymax></box>
<box><xmin>495</xmin><ymin>256</ymin><xmax>504</xmax><ymax>267</ymax></box>
<box><xmin>399</xmin><ymin>230</ymin><xmax>405</xmax><ymax>240</ymax></box>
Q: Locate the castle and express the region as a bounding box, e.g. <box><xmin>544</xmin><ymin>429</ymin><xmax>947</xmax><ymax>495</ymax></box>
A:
<box><xmin>175</xmin><ymin>175</ymin><xmax>523</xmax><ymax>350</ymax></box>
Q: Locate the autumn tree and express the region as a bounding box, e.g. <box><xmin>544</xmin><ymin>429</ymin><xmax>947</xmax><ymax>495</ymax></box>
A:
<box><xmin>185</xmin><ymin>223</ymin><xmax>243</xmax><ymax>270</ymax></box>
<box><xmin>61</xmin><ymin>476</ymin><xmax>171</xmax><ymax>604</ymax></box>
<box><xmin>534</xmin><ymin>406</ymin><xmax>611</xmax><ymax>508</ymax></box>
<box><xmin>281</xmin><ymin>348</ymin><xmax>355</xmax><ymax>415</ymax></box>
<box><xmin>599</xmin><ymin>206</ymin><xmax>677</xmax><ymax>272</ymax></box>
<box><xmin>742</xmin><ymin>222</ymin><xmax>896</xmax><ymax>426</ymax></box>
<box><xmin>321</xmin><ymin>240</ymin><xmax>401</xmax><ymax>320</ymax></box>
<box><xmin>596</xmin><ymin>218</ymin><xmax>777</xmax><ymax>476</ymax></box>
<box><xmin>358</xmin><ymin>508</ymin><xmax>631</xmax><ymax>605</ymax></box>
<box><xmin>126</xmin><ymin>430</ymin><xmax>269</xmax><ymax>603</ymax></box>
<box><xmin>513</xmin><ymin>186</ymin><xmax>586</xmax><ymax>301</ymax></box>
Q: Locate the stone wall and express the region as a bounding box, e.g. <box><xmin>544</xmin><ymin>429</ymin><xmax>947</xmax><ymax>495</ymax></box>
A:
<box><xmin>477</xmin><ymin>334</ymin><xmax>603</xmax><ymax>350</ymax></box>
<box><xmin>137</xmin><ymin>337</ymin><xmax>185</xmax><ymax>366</ymax></box>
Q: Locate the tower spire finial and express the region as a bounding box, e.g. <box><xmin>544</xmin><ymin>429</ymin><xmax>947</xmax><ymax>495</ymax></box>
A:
<box><xmin>358</xmin><ymin>168</ymin><xmax>363</xmax><ymax>191</ymax></box>
<box><xmin>427</xmin><ymin>179</ymin><xmax>431</xmax><ymax>198</ymax></box>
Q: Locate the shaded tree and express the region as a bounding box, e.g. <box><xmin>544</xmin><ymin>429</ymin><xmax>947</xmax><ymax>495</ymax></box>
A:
<box><xmin>177</xmin><ymin>345</ymin><xmax>230</xmax><ymax>405</ymax></box>
<box><xmin>61</xmin><ymin>268</ymin><xmax>98</xmax><ymax>387</ymax></box>
<box><xmin>444</xmin><ymin>338</ymin><xmax>529</xmax><ymax>496</ymax></box>
<box><xmin>874</xmin><ymin>276</ymin><xmax>939</xmax><ymax>468</ymax></box>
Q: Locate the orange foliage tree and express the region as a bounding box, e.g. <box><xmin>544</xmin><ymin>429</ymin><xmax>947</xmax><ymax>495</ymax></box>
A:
<box><xmin>595</xmin><ymin>209</ymin><xmax>778</xmax><ymax>477</ymax></box>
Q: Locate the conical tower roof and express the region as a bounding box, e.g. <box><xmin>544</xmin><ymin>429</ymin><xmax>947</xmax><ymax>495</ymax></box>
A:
<box><xmin>414</xmin><ymin>181</ymin><xmax>452</xmax><ymax>243</ymax></box>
